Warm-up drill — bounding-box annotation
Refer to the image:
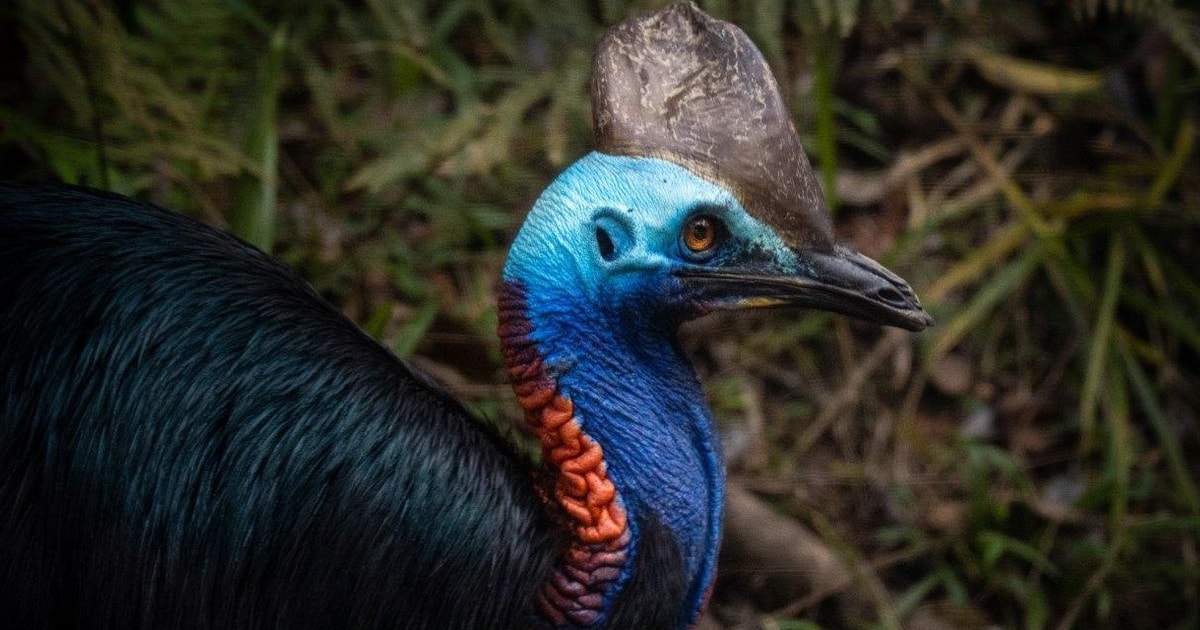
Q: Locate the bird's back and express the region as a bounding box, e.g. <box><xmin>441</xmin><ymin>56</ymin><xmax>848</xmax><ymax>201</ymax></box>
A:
<box><xmin>0</xmin><ymin>183</ymin><xmax>556</xmax><ymax>629</ymax></box>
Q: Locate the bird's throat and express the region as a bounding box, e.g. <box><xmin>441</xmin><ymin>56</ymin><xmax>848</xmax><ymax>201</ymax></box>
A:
<box><xmin>496</xmin><ymin>281</ymin><xmax>722</xmax><ymax>628</ymax></box>
<box><xmin>498</xmin><ymin>281</ymin><xmax>631</xmax><ymax>626</ymax></box>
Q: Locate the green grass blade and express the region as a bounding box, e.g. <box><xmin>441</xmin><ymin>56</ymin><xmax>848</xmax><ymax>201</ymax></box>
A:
<box><xmin>1118</xmin><ymin>340</ymin><xmax>1200</xmax><ymax>520</ymax></box>
<box><xmin>1145</xmin><ymin>117</ymin><xmax>1195</xmax><ymax>208</ymax></box>
<box><xmin>1101</xmin><ymin>362</ymin><xmax>1131</xmax><ymax>525</ymax></box>
<box><xmin>230</xmin><ymin>26</ymin><xmax>287</xmax><ymax>251</ymax></box>
<box><xmin>977</xmin><ymin>530</ymin><xmax>1060</xmax><ymax>576</ymax></box>
<box><xmin>391</xmin><ymin>301</ymin><xmax>440</xmax><ymax>359</ymax></box>
<box><xmin>1079</xmin><ymin>236</ymin><xmax>1126</xmax><ymax>450</ymax></box>
<box><xmin>927</xmin><ymin>221</ymin><xmax>1030</xmax><ymax>302</ymax></box>
<box><xmin>892</xmin><ymin>570</ymin><xmax>941</xmax><ymax>618</ymax></box>
<box><xmin>1128</xmin><ymin>226</ymin><xmax>1200</xmax><ymax>309</ymax></box>
<box><xmin>931</xmin><ymin>245</ymin><xmax>1042</xmax><ymax>359</ymax></box>
<box><xmin>810</xmin><ymin>27</ymin><xmax>839</xmax><ymax>214</ymax></box>
<box><xmin>1120</xmin><ymin>288</ymin><xmax>1200</xmax><ymax>358</ymax></box>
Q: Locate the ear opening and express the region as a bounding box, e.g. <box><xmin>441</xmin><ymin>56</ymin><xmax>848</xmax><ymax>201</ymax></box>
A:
<box><xmin>591</xmin><ymin>210</ymin><xmax>635</xmax><ymax>263</ymax></box>
<box><xmin>596</xmin><ymin>227</ymin><xmax>616</xmax><ymax>261</ymax></box>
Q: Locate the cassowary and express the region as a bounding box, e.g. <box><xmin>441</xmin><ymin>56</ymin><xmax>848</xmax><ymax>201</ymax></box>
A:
<box><xmin>0</xmin><ymin>4</ymin><xmax>930</xmax><ymax>629</ymax></box>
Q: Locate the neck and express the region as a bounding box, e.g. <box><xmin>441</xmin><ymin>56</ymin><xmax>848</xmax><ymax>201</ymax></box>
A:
<box><xmin>497</xmin><ymin>281</ymin><xmax>723</xmax><ymax>628</ymax></box>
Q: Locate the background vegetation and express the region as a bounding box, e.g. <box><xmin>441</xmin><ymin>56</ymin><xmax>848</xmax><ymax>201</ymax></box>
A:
<box><xmin>2</xmin><ymin>0</ymin><xmax>1198</xmax><ymax>628</ymax></box>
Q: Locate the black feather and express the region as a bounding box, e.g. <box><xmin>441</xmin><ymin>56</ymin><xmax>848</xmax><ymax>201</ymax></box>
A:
<box><xmin>0</xmin><ymin>182</ymin><xmax>560</xmax><ymax>630</ymax></box>
<box><xmin>604</xmin><ymin>513</ymin><xmax>691</xmax><ymax>628</ymax></box>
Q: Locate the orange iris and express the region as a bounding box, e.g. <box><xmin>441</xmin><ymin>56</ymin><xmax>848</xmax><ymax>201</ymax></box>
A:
<box><xmin>683</xmin><ymin>216</ymin><xmax>717</xmax><ymax>253</ymax></box>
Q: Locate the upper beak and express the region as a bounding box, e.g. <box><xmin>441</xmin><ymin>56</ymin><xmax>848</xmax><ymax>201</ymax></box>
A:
<box><xmin>678</xmin><ymin>245</ymin><xmax>933</xmax><ymax>332</ymax></box>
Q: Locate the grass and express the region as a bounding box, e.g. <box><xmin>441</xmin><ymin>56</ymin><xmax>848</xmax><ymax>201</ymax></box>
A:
<box><xmin>2</xmin><ymin>0</ymin><xmax>1198</xmax><ymax>627</ymax></box>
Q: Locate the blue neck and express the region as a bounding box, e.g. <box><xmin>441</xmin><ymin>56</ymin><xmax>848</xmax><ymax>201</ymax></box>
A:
<box><xmin>522</xmin><ymin>284</ymin><xmax>724</xmax><ymax>622</ymax></box>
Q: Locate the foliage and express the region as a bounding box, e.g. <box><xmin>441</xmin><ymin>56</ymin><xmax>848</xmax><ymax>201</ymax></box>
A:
<box><xmin>2</xmin><ymin>0</ymin><xmax>1198</xmax><ymax>628</ymax></box>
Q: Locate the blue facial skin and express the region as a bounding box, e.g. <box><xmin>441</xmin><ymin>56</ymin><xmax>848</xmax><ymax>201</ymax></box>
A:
<box><xmin>503</xmin><ymin>151</ymin><xmax>806</xmax><ymax>624</ymax></box>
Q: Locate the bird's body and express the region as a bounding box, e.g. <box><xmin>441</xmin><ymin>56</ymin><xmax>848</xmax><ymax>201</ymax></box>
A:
<box><xmin>0</xmin><ymin>183</ymin><xmax>559</xmax><ymax>629</ymax></box>
<box><xmin>0</xmin><ymin>5</ymin><xmax>930</xmax><ymax>629</ymax></box>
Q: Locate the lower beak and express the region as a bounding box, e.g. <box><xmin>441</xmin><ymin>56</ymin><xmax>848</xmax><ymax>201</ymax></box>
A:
<box><xmin>679</xmin><ymin>246</ymin><xmax>933</xmax><ymax>331</ymax></box>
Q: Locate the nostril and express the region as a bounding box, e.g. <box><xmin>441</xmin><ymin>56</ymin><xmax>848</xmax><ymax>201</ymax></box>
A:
<box><xmin>878</xmin><ymin>286</ymin><xmax>905</xmax><ymax>306</ymax></box>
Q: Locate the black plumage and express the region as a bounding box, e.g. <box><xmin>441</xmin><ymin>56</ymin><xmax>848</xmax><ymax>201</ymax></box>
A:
<box><xmin>1</xmin><ymin>183</ymin><xmax>573</xmax><ymax>629</ymax></box>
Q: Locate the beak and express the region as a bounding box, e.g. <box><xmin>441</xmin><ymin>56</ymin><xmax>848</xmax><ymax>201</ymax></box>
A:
<box><xmin>678</xmin><ymin>245</ymin><xmax>933</xmax><ymax>332</ymax></box>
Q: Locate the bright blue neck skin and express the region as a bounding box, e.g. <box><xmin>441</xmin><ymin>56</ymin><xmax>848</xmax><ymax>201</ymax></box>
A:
<box><xmin>503</xmin><ymin>152</ymin><xmax>793</xmax><ymax>624</ymax></box>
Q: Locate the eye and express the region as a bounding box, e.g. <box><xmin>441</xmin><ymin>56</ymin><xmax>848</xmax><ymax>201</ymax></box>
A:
<box><xmin>682</xmin><ymin>215</ymin><xmax>721</xmax><ymax>255</ymax></box>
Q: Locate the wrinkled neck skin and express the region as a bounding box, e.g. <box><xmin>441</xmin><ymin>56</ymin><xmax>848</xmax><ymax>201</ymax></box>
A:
<box><xmin>502</xmin><ymin>153</ymin><xmax>726</xmax><ymax>627</ymax></box>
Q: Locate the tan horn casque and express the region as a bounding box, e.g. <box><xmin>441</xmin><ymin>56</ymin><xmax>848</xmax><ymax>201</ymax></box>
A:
<box><xmin>592</xmin><ymin>2</ymin><xmax>835</xmax><ymax>250</ymax></box>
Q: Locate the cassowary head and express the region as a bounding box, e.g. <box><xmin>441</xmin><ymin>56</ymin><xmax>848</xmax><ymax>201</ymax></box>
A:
<box><xmin>504</xmin><ymin>3</ymin><xmax>931</xmax><ymax>334</ymax></box>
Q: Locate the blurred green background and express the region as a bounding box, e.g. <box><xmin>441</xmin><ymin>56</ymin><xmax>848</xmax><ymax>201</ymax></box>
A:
<box><xmin>2</xmin><ymin>1</ymin><xmax>1198</xmax><ymax>628</ymax></box>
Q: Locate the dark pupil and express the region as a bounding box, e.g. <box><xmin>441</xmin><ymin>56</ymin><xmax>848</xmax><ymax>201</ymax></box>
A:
<box><xmin>692</xmin><ymin>220</ymin><xmax>709</xmax><ymax>241</ymax></box>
